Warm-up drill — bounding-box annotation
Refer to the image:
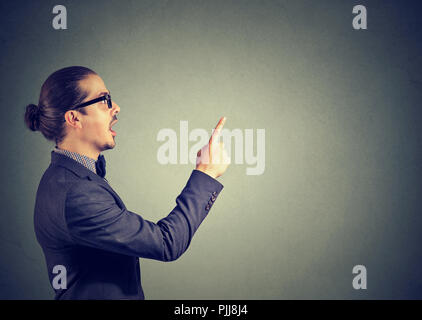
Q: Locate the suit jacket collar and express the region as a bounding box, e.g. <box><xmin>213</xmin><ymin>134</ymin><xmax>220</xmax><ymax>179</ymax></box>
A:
<box><xmin>50</xmin><ymin>151</ymin><xmax>107</xmax><ymax>185</ymax></box>
<box><xmin>50</xmin><ymin>151</ymin><xmax>127</xmax><ymax>214</ymax></box>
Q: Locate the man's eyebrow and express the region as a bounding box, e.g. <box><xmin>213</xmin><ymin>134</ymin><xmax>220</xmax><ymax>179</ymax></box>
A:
<box><xmin>97</xmin><ymin>90</ymin><xmax>111</xmax><ymax>97</ymax></box>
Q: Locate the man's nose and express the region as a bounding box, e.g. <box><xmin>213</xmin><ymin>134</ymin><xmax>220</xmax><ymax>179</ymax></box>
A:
<box><xmin>112</xmin><ymin>101</ymin><xmax>120</xmax><ymax>115</ymax></box>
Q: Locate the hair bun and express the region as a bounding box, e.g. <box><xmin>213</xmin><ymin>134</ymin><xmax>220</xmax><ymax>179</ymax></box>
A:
<box><xmin>24</xmin><ymin>103</ymin><xmax>41</xmax><ymax>131</ymax></box>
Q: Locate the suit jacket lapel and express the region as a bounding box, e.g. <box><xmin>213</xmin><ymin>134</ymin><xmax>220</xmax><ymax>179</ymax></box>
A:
<box><xmin>50</xmin><ymin>151</ymin><xmax>126</xmax><ymax>208</ymax></box>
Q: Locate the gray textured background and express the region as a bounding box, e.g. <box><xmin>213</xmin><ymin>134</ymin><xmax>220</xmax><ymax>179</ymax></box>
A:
<box><xmin>1</xmin><ymin>0</ymin><xmax>421</xmax><ymax>299</ymax></box>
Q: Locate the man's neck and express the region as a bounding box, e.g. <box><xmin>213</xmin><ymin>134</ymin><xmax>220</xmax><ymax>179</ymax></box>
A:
<box><xmin>56</xmin><ymin>142</ymin><xmax>100</xmax><ymax>160</ymax></box>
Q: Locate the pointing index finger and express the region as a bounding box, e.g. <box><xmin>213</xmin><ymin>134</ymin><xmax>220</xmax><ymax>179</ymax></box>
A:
<box><xmin>210</xmin><ymin>116</ymin><xmax>226</xmax><ymax>144</ymax></box>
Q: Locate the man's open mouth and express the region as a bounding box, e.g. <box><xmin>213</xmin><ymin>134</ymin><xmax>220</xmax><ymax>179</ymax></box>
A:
<box><xmin>110</xmin><ymin>120</ymin><xmax>117</xmax><ymax>136</ymax></box>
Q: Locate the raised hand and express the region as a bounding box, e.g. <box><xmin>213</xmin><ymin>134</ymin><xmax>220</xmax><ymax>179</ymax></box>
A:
<box><xmin>195</xmin><ymin>117</ymin><xmax>231</xmax><ymax>179</ymax></box>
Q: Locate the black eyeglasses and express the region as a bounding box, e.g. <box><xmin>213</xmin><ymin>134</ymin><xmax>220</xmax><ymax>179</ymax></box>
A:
<box><xmin>63</xmin><ymin>94</ymin><xmax>113</xmax><ymax>122</ymax></box>
<box><xmin>70</xmin><ymin>93</ymin><xmax>113</xmax><ymax>110</ymax></box>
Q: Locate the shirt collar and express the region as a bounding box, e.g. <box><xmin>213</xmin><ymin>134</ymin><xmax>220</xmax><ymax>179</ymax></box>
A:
<box><xmin>52</xmin><ymin>146</ymin><xmax>98</xmax><ymax>175</ymax></box>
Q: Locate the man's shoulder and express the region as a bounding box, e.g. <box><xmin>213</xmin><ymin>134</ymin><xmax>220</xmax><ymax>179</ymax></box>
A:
<box><xmin>37</xmin><ymin>162</ymin><xmax>101</xmax><ymax>197</ymax></box>
<box><xmin>40</xmin><ymin>162</ymin><xmax>81</xmax><ymax>186</ymax></box>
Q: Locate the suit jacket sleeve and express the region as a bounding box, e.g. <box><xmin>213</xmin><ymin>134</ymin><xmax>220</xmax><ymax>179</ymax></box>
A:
<box><xmin>64</xmin><ymin>169</ymin><xmax>224</xmax><ymax>261</ymax></box>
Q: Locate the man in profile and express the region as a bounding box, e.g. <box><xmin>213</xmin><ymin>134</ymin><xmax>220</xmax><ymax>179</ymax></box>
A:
<box><xmin>24</xmin><ymin>66</ymin><xmax>230</xmax><ymax>299</ymax></box>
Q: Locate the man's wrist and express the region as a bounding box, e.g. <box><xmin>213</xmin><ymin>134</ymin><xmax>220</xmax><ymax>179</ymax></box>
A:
<box><xmin>195</xmin><ymin>168</ymin><xmax>217</xmax><ymax>179</ymax></box>
<box><xmin>189</xmin><ymin>169</ymin><xmax>224</xmax><ymax>193</ymax></box>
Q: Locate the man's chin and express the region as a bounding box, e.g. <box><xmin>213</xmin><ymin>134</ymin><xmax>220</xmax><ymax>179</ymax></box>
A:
<box><xmin>102</xmin><ymin>140</ymin><xmax>116</xmax><ymax>151</ymax></box>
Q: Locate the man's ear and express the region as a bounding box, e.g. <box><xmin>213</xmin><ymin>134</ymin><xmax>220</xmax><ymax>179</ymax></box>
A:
<box><xmin>64</xmin><ymin>110</ymin><xmax>83</xmax><ymax>129</ymax></box>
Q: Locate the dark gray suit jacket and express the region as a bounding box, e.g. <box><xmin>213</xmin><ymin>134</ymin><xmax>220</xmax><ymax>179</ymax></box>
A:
<box><xmin>34</xmin><ymin>151</ymin><xmax>224</xmax><ymax>299</ymax></box>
